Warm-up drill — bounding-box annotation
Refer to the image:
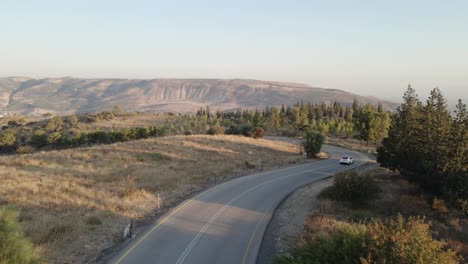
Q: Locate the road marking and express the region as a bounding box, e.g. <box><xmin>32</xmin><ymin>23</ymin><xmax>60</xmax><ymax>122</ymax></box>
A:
<box><xmin>240</xmin><ymin>174</ymin><xmax>333</xmax><ymax>264</ymax></box>
<box><xmin>175</xmin><ymin>164</ymin><xmax>335</xmax><ymax>264</ymax></box>
<box><xmin>175</xmin><ymin>175</ymin><xmax>291</xmax><ymax>264</ymax></box>
<box><xmin>114</xmin><ymin>160</ymin><xmax>340</xmax><ymax>264</ymax></box>
<box><xmin>113</xmin><ymin>179</ymin><xmax>236</xmax><ymax>264</ymax></box>
<box><xmin>241</xmin><ymin>211</ymin><xmax>268</xmax><ymax>264</ymax></box>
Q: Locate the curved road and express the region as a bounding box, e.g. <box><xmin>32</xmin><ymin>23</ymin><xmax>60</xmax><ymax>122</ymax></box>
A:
<box><xmin>110</xmin><ymin>145</ymin><xmax>373</xmax><ymax>264</ymax></box>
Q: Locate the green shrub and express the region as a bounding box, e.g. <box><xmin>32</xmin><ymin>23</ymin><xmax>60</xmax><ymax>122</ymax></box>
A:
<box><xmin>225</xmin><ymin>125</ymin><xmax>253</xmax><ymax>136</ymax></box>
<box><xmin>184</xmin><ymin>129</ymin><xmax>192</xmax><ymax>136</ymax></box>
<box><xmin>44</xmin><ymin>116</ymin><xmax>63</xmax><ymax>132</ymax></box>
<box><xmin>276</xmin><ymin>215</ymin><xmax>459</xmax><ymax>264</ymax></box>
<box><xmin>47</xmin><ymin>132</ymin><xmax>62</xmax><ymax>144</ymax></box>
<box><xmin>30</xmin><ymin>130</ymin><xmax>48</xmax><ymax>147</ymax></box>
<box><xmin>0</xmin><ymin>206</ymin><xmax>40</xmax><ymax>264</ymax></box>
<box><xmin>303</xmin><ymin>130</ymin><xmax>324</xmax><ymax>157</ymax></box>
<box><xmin>207</xmin><ymin>125</ymin><xmax>224</xmax><ymax>135</ymax></box>
<box><xmin>66</xmin><ymin>115</ymin><xmax>78</xmax><ymax>128</ymax></box>
<box><xmin>0</xmin><ymin>128</ymin><xmax>17</xmax><ymax>147</ymax></box>
<box><xmin>319</xmin><ymin>172</ymin><xmax>382</xmax><ymax>207</ymax></box>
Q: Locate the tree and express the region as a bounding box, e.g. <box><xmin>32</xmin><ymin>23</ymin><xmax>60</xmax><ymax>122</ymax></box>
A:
<box><xmin>378</xmin><ymin>85</ymin><xmax>423</xmax><ymax>174</ymax></box>
<box><xmin>373</xmin><ymin>111</ymin><xmax>391</xmax><ymax>145</ymax></box>
<box><xmin>66</xmin><ymin>115</ymin><xmax>78</xmax><ymax>128</ymax></box>
<box><xmin>353</xmin><ymin>104</ymin><xmax>377</xmax><ymax>145</ymax></box>
<box><xmin>45</xmin><ymin>116</ymin><xmax>64</xmax><ymax>132</ymax></box>
<box><xmin>378</xmin><ymin>86</ymin><xmax>466</xmax><ymax>208</ymax></box>
<box><xmin>267</xmin><ymin>107</ymin><xmax>281</xmax><ymax>130</ymax></box>
<box><xmin>112</xmin><ymin>105</ymin><xmax>123</xmax><ymax>116</ymax></box>
<box><xmin>449</xmin><ymin>99</ymin><xmax>468</xmax><ymax>172</ymax></box>
<box><xmin>30</xmin><ymin>130</ymin><xmax>48</xmax><ymax>147</ymax></box>
<box><xmin>0</xmin><ymin>128</ymin><xmax>17</xmax><ymax>147</ymax></box>
<box><xmin>303</xmin><ymin>130</ymin><xmax>324</xmax><ymax>158</ymax></box>
<box><xmin>252</xmin><ymin>110</ymin><xmax>264</xmax><ymax>128</ymax></box>
<box><xmin>207</xmin><ymin>125</ymin><xmax>224</xmax><ymax>135</ymax></box>
<box><xmin>47</xmin><ymin>132</ymin><xmax>62</xmax><ymax>144</ymax></box>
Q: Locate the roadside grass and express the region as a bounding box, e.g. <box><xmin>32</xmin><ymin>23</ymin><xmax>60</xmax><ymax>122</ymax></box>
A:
<box><xmin>325</xmin><ymin>137</ymin><xmax>378</xmax><ymax>156</ymax></box>
<box><xmin>0</xmin><ymin>135</ymin><xmax>304</xmax><ymax>263</ymax></box>
<box><xmin>278</xmin><ymin>168</ymin><xmax>467</xmax><ymax>263</ymax></box>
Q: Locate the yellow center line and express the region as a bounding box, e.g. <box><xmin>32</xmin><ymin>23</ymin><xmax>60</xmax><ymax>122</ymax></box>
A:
<box><xmin>241</xmin><ymin>212</ymin><xmax>268</xmax><ymax>264</ymax></box>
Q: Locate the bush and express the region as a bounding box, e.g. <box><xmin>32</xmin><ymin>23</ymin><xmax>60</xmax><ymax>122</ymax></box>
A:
<box><xmin>276</xmin><ymin>215</ymin><xmax>459</xmax><ymax>264</ymax></box>
<box><xmin>16</xmin><ymin>146</ymin><xmax>34</xmax><ymax>154</ymax></box>
<box><xmin>349</xmin><ymin>210</ymin><xmax>374</xmax><ymax>223</ymax></box>
<box><xmin>250</xmin><ymin>127</ymin><xmax>265</xmax><ymax>139</ymax></box>
<box><xmin>207</xmin><ymin>125</ymin><xmax>224</xmax><ymax>135</ymax></box>
<box><xmin>0</xmin><ymin>206</ymin><xmax>40</xmax><ymax>264</ymax></box>
<box><xmin>303</xmin><ymin>130</ymin><xmax>324</xmax><ymax>157</ymax></box>
<box><xmin>225</xmin><ymin>125</ymin><xmax>253</xmax><ymax>136</ymax></box>
<box><xmin>45</xmin><ymin>116</ymin><xmax>63</xmax><ymax>132</ymax></box>
<box><xmin>0</xmin><ymin>128</ymin><xmax>17</xmax><ymax>147</ymax></box>
<box><xmin>319</xmin><ymin>172</ymin><xmax>382</xmax><ymax>207</ymax></box>
<box><xmin>47</xmin><ymin>132</ymin><xmax>62</xmax><ymax>144</ymax></box>
<box><xmin>30</xmin><ymin>130</ymin><xmax>48</xmax><ymax>147</ymax></box>
<box><xmin>184</xmin><ymin>129</ymin><xmax>192</xmax><ymax>136</ymax></box>
<box><xmin>66</xmin><ymin>115</ymin><xmax>78</xmax><ymax>128</ymax></box>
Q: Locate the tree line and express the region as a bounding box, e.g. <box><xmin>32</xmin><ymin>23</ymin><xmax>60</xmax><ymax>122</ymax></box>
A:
<box><xmin>188</xmin><ymin>100</ymin><xmax>390</xmax><ymax>145</ymax></box>
<box><xmin>378</xmin><ymin>86</ymin><xmax>467</xmax><ymax>213</ymax></box>
<box><xmin>0</xmin><ymin>100</ymin><xmax>390</xmax><ymax>154</ymax></box>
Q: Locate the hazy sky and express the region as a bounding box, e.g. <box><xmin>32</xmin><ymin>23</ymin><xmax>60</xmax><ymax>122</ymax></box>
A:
<box><xmin>1</xmin><ymin>0</ymin><xmax>467</xmax><ymax>106</ymax></box>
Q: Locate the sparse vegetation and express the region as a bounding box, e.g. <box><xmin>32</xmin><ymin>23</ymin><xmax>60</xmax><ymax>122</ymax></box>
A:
<box><xmin>0</xmin><ymin>206</ymin><xmax>40</xmax><ymax>264</ymax></box>
<box><xmin>276</xmin><ymin>168</ymin><xmax>466</xmax><ymax>263</ymax></box>
<box><xmin>0</xmin><ymin>135</ymin><xmax>304</xmax><ymax>262</ymax></box>
<box><xmin>276</xmin><ymin>215</ymin><xmax>459</xmax><ymax>264</ymax></box>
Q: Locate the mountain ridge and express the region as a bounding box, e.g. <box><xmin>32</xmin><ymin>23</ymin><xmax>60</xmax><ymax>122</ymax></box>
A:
<box><xmin>0</xmin><ymin>77</ymin><xmax>397</xmax><ymax>116</ymax></box>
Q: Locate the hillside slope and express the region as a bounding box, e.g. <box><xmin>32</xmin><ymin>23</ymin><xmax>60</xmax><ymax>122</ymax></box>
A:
<box><xmin>0</xmin><ymin>77</ymin><xmax>396</xmax><ymax>116</ymax></box>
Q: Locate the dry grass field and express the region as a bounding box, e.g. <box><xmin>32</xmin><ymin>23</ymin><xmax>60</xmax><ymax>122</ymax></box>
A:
<box><xmin>0</xmin><ymin>135</ymin><xmax>304</xmax><ymax>263</ymax></box>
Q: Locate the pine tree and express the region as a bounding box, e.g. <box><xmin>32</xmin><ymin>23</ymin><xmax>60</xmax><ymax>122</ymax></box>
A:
<box><xmin>378</xmin><ymin>84</ymin><xmax>423</xmax><ymax>173</ymax></box>
<box><xmin>267</xmin><ymin>107</ymin><xmax>281</xmax><ymax>130</ymax></box>
<box><xmin>449</xmin><ymin>99</ymin><xmax>468</xmax><ymax>172</ymax></box>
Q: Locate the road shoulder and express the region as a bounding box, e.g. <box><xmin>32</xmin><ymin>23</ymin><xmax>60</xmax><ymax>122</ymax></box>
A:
<box><xmin>257</xmin><ymin>162</ymin><xmax>378</xmax><ymax>264</ymax></box>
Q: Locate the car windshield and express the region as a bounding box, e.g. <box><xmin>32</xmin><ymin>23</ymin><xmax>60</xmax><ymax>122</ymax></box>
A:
<box><xmin>342</xmin><ymin>157</ymin><xmax>349</xmax><ymax>159</ymax></box>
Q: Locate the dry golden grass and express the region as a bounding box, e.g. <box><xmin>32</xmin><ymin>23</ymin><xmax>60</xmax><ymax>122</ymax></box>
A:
<box><xmin>325</xmin><ymin>137</ymin><xmax>378</xmax><ymax>155</ymax></box>
<box><xmin>0</xmin><ymin>135</ymin><xmax>303</xmax><ymax>263</ymax></box>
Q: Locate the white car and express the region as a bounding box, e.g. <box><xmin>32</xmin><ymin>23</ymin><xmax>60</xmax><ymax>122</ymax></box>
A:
<box><xmin>340</xmin><ymin>156</ymin><xmax>354</xmax><ymax>165</ymax></box>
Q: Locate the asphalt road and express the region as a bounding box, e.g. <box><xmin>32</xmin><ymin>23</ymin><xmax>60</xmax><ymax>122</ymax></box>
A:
<box><xmin>110</xmin><ymin>145</ymin><xmax>373</xmax><ymax>264</ymax></box>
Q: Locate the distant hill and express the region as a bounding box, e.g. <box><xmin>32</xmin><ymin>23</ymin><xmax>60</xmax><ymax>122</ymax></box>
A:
<box><xmin>0</xmin><ymin>77</ymin><xmax>397</xmax><ymax>116</ymax></box>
